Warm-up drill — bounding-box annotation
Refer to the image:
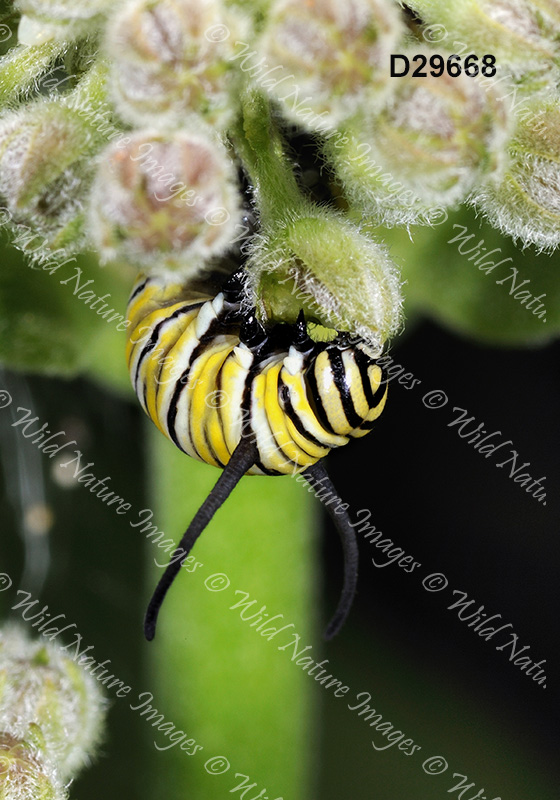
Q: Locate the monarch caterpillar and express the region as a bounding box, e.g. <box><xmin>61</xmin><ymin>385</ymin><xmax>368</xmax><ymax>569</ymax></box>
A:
<box><xmin>126</xmin><ymin>269</ymin><xmax>388</xmax><ymax>641</ymax></box>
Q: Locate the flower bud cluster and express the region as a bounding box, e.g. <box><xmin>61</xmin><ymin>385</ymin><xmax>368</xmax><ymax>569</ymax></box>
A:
<box><xmin>406</xmin><ymin>0</ymin><xmax>560</xmax><ymax>76</ymax></box>
<box><xmin>0</xmin><ymin>0</ymin><xmax>557</xmax><ymax>351</ymax></box>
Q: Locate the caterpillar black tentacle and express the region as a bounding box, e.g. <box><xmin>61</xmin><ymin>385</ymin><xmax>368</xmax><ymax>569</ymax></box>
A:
<box><xmin>144</xmin><ymin>436</ymin><xmax>259</xmax><ymax>642</ymax></box>
<box><xmin>126</xmin><ymin>270</ymin><xmax>388</xmax><ymax>641</ymax></box>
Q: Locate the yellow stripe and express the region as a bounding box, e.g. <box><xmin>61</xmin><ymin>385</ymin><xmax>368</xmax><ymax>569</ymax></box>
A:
<box><xmin>312</xmin><ymin>351</ymin><xmax>355</xmax><ymax>436</ymax></box>
<box><xmin>219</xmin><ymin>348</ymin><xmax>250</xmax><ymax>455</ymax></box>
<box><xmin>283</xmin><ymin>365</ymin><xmax>347</xmax><ymax>448</ymax></box>
<box><xmin>262</xmin><ymin>362</ymin><xmax>317</xmax><ymax>469</ymax></box>
<box><xmin>189</xmin><ymin>344</ymin><xmax>235</xmax><ymax>467</ymax></box>
<box><xmin>263</xmin><ymin>361</ymin><xmax>328</xmax><ymax>463</ymax></box>
<box><xmin>342</xmin><ymin>351</ymin><xmax>370</xmax><ymax>420</ymax></box>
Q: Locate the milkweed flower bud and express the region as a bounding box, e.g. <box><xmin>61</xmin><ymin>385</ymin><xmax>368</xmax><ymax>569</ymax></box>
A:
<box><xmin>406</xmin><ymin>0</ymin><xmax>560</xmax><ymax>74</ymax></box>
<box><xmin>256</xmin><ymin>0</ymin><xmax>405</xmax><ymax>130</ymax></box>
<box><xmin>0</xmin><ymin>625</ymin><xmax>106</xmax><ymax>780</ymax></box>
<box><xmin>89</xmin><ymin>129</ymin><xmax>241</xmax><ymax>268</ymax></box>
<box><xmin>0</xmin><ymin>733</ymin><xmax>65</xmax><ymax>800</ymax></box>
<box><xmin>247</xmin><ymin>212</ymin><xmax>402</xmax><ymax>349</ymax></box>
<box><xmin>106</xmin><ymin>0</ymin><xmax>249</xmax><ymax>128</ymax></box>
<box><xmin>472</xmin><ymin>100</ymin><xmax>560</xmax><ymax>251</ymax></box>
<box><xmin>329</xmin><ymin>54</ymin><xmax>510</xmax><ymax>226</ymax></box>
<box><xmin>16</xmin><ymin>0</ymin><xmax>114</xmax><ymax>43</ymax></box>
<box><xmin>0</xmin><ymin>101</ymin><xmax>94</xmax><ymax>227</ymax></box>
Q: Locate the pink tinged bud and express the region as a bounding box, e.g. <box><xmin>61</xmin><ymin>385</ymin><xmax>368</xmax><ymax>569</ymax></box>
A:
<box><xmin>88</xmin><ymin>129</ymin><xmax>241</xmax><ymax>268</ymax></box>
<box><xmin>257</xmin><ymin>0</ymin><xmax>405</xmax><ymax>129</ymax></box>
<box><xmin>107</xmin><ymin>0</ymin><xmax>250</xmax><ymax>128</ymax></box>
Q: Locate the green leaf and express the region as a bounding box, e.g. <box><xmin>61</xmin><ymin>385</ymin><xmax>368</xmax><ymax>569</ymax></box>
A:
<box><xmin>380</xmin><ymin>206</ymin><xmax>560</xmax><ymax>346</ymax></box>
<box><xmin>0</xmin><ymin>235</ymin><xmax>134</xmax><ymax>386</ymax></box>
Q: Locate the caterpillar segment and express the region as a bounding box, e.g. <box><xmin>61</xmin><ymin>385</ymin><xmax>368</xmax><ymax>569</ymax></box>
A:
<box><xmin>125</xmin><ymin>270</ymin><xmax>389</xmax><ymax>642</ymax></box>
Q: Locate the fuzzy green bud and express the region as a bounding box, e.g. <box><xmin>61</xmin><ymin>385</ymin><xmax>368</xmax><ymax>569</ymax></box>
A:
<box><xmin>106</xmin><ymin>0</ymin><xmax>249</xmax><ymax>128</ymax></box>
<box><xmin>0</xmin><ymin>626</ymin><xmax>105</xmax><ymax>780</ymax></box>
<box><xmin>407</xmin><ymin>0</ymin><xmax>560</xmax><ymax>74</ymax></box>
<box><xmin>247</xmin><ymin>212</ymin><xmax>402</xmax><ymax>348</ymax></box>
<box><xmin>329</xmin><ymin>52</ymin><xmax>510</xmax><ymax>226</ymax></box>
<box><xmin>0</xmin><ymin>733</ymin><xmax>65</xmax><ymax>800</ymax></box>
<box><xmin>472</xmin><ymin>100</ymin><xmax>560</xmax><ymax>251</ymax></box>
<box><xmin>256</xmin><ymin>0</ymin><xmax>405</xmax><ymax>130</ymax></box>
<box><xmin>0</xmin><ymin>100</ymin><xmax>95</xmax><ymax>232</ymax></box>
<box><xmin>89</xmin><ymin>129</ymin><xmax>241</xmax><ymax>268</ymax></box>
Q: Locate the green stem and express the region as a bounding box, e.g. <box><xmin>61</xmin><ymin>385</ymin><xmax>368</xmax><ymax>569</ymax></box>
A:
<box><xmin>146</xmin><ymin>425</ymin><xmax>318</xmax><ymax>800</ymax></box>
<box><xmin>234</xmin><ymin>88</ymin><xmax>309</xmax><ymax>225</ymax></box>
<box><xmin>0</xmin><ymin>41</ymin><xmax>67</xmax><ymax>105</ymax></box>
<box><xmin>65</xmin><ymin>57</ymin><xmax>110</xmax><ymax>111</ymax></box>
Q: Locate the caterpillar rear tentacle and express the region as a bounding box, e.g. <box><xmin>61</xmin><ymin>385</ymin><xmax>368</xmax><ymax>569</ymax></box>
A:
<box><xmin>144</xmin><ymin>436</ymin><xmax>259</xmax><ymax>642</ymax></box>
<box><xmin>126</xmin><ymin>270</ymin><xmax>388</xmax><ymax>641</ymax></box>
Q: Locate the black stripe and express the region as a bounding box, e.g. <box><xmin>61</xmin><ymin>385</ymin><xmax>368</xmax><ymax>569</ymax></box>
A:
<box><xmin>279</xmin><ymin>377</ymin><xmax>325</xmax><ymax>452</ymax></box>
<box><xmin>353</xmin><ymin>348</ymin><xmax>381</xmax><ymax>409</ymax></box>
<box><xmin>215</xmin><ymin>355</ymin><xmax>230</xmax><ymax>460</ymax></box>
<box><xmin>240</xmin><ymin>352</ymin><xmax>302</xmax><ymax>474</ymax></box>
<box><xmin>305</xmin><ymin>359</ymin><xmax>337</xmax><ymax>435</ymax></box>
<box><xmin>254</xmin><ymin>460</ymin><xmax>279</xmax><ymax>476</ymax></box>
<box><xmin>168</xmin><ymin>317</ymin><xmax>224</xmax><ymax>451</ymax></box>
<box><xmin>327</xmin><ymin>349</ymin><xmax>363</xmax><ymax>429</ymax></box>
<box><xmin>204</xmin><ymin>428</ymin><xmax>225</xmax><ymax>468</ymax></box>
<box><xmin>134</xmin><ymin>304</ymin><xmax>199</xmax><ymax>391</ymax></box>
<box><xmin>128</xmin><ymin>277</ymin><xmax>150</xmax><ymax>306</ymax></box>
